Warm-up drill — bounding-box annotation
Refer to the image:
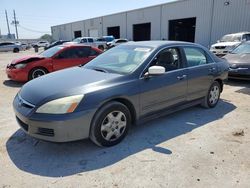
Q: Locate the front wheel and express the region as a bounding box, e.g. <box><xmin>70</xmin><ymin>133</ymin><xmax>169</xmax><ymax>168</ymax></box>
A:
<box><xmin>90</xmin><ymin>102</ymin><xmax>131</xmax><ymax>147</ymax></box>
<box><xmin>13</xmin><ymin>48</ymin><xmax>19</xmax><ymax>53</ymax></box>
<box><xmin>28</xmin><ymin>68</ymin><xmax>48</xmax><ymax>80</ymax></box>
<box><xmin>202</xmin><ymin>81</ymin><xmax>221</xmax><ymax>108</ymax></box>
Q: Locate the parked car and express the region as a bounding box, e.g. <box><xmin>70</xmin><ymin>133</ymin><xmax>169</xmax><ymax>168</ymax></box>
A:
<box><xmin>223</xmin><ymin>41</ymin><xmax>250</xmax><ymax>80</ymax></box>
<box><xmin>0</xmin><ymin>42</ymin><xmax>22</xmax><ymax>53</ymax></box>
<box><xmin>107</xmin><ymin>38</ymin><xmax>128</xmax><ymax>49</ymax></box>
<box><xmin>210</xmin><ymin>32</ymin><xmax>250</xmax><ymax>56</ymax></box>
<box><xmin>44</xmin><ymin>40</ymin><xmax>69</xmax><ymax>50</ymax></box>
<box><xmin>15</xmin><ymin>42</ymin><xmax>31</xmax><ymax>51</ymax></box>
<box><xmin>66</xmin><ymin>36</ymin><xmax>115</xmax><ymax>50</ymax></box>
<box><xmin>32</xmin><ymin>41</ymin><xmax>49</xmax><ymax>48</ymax></box>
<box><xmin>6</xmin><ymin>44</ymin><xmax>102</xmax><ymax>82</ymax></box>
<box><xmin>13</xmin><ymin>41</ymin><xmax>229</xmax><ymax>146</ymax></box>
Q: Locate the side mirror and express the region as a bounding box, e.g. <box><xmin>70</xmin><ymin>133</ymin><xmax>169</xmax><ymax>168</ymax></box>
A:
<box><xmin>145</xmin><ymin>66</ymin><xmax>165</xmax><ymax>78</ymax></box>
<box><xmin>217</xmin><ymin>40</ymin><xmax>220</xmax><ymax>43</ymax></box>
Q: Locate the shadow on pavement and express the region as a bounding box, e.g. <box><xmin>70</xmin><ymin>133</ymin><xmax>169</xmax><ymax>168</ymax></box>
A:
<box><xmin>3</xmin><ymin>80</ymin><xmax>24</xmax><ymax>88</ymax></box>
<box><xmin>6</xmin><ymin>100</ymin><xmax>236</xmax><ymax>177</ymax></box>
<box><xmin>225</xmin><ymin>79</ymin><xmax>250</xmax><ymax>95</ymax></box>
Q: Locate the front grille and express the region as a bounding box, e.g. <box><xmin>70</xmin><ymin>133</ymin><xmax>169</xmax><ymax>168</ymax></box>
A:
<box><xmin>36</xmin><ymin>128</ymin><xmax>55</xmax><ymax>137</ymax></box>
<box><xmin>215</xmin><ymin>46</ymin><xmax>226</xmax><ymax>50</ymax></box>
<box><xmin>16</xmin><ymin>116</ymin><xmax>29</xmax><ymax>131</ymax></box>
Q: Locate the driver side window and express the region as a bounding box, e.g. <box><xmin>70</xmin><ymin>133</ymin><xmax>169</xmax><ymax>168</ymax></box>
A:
<box><xmin>151</xmin><ymin>48</ymin><xmax>181</xmax><ymax>72</ymax></box>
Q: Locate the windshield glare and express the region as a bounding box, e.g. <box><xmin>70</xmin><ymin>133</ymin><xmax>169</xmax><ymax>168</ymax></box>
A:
<box><xmin>221</xmin><ymin>34</ymin><xmax>241</xmax><ymax>42</ymax></box>
<box><xmin>231</xmin><ymin>43</ymin><xmax>250</xmax><ymax>54</ymax></box>
<box><xmin>40</xmin><ymin>46</ymin><xmax>64</xmax><ymax>58</ymax></box>
<box><xmin>84</xmin><ymin>45</ymin><xmax>153</xmax><ymax>74</ymax></box>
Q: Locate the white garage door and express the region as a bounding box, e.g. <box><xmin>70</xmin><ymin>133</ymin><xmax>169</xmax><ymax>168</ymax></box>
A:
<box><xmin>88</xmin><ymin>29</ymin><xmax>99</xmax><ymax>37</ymax></box>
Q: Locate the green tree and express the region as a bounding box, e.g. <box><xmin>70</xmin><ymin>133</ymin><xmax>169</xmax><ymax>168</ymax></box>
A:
<box><xmin>40</xmin><ymin>34</ymin><xmax>54</xmax><ymax>43</ymax></box>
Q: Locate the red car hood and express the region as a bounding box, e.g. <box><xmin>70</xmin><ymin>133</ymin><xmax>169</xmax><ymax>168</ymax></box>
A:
<box><xmin>11</xmin><ymin>55</ymin><xmax>45</xmax><ymax>65</ymax></box>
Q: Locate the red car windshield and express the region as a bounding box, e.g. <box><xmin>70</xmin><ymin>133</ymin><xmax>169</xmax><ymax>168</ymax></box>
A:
<box><xmin>40</xmin><ymin>46</ymin><xmax>64</xmax><ymax>58</ymax></box>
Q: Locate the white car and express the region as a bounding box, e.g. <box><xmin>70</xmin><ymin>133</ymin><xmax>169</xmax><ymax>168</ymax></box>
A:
<box><xmin>65</xmin><ymin>37</ymin><xmax>108</xmax><ymax>50</ymax></box>
<box><xmin>107</xmin><ymin>39</ymin><xmax>128</xmax><ymax>49</ymax></box>
<box><xmin>33</xmin><ymin>41</ymin><xmax>49</xmax><ymax>48</ymax></box>
<box><xmin>210</xmin><ymin>32</ymin><xmax>250</xmax><ymax>56</ymax></box>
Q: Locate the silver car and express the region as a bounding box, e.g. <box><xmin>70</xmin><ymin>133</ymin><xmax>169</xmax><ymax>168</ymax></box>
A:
<box><xmin>0</xmin><ymin>42</ymin><xmax>22</xmax><ymax>53</ymax></box>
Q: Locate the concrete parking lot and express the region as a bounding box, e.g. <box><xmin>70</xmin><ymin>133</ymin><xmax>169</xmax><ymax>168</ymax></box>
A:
<box><xmin>0</xmin><ymin>50</ymin><xmax>250</xmax><ymax>188</ymax></box>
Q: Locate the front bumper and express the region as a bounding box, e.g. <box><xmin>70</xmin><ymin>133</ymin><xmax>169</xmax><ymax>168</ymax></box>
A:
<box><xmin>13</xmin><ymin>95</ymin><xmax>96</xmax><ymax>142</ymax></box>
<box><xmin>210</xmin><ymin>49</ymin><xmax>228</xmax><ymax>56</ymax></box>
<box><xmin>6</xmin><ymin>68</ymin><xmax>28</xmax><ymax>82</ymax></box>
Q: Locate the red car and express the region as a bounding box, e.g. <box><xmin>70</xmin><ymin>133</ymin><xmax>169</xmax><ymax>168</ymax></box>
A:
<box><xmin>6</xmin><ymin>44</ymin><xmax>102</xmax><ymax>82</ymax></box>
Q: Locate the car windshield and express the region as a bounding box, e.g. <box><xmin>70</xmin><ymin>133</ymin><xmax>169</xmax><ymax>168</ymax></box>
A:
<box><xmin>73</xmin><ymin>38</ymin><xmax>81</xmax><ymax>43</ymax></box>
<box><xmin>220</xmin><ymin>34</ymin><xmax>241</xmax><ymax>42</ymax></box>
<box><xmin>84</xmin><ymin>45</ymin><xmax>153</xmax><ymax>74</ymax></box>
<box><xmin>231</xmin><ymin>43</ymin><xmax>250</xmax><ymax>54</ymax></box>
<box><xmin>40</xmin><ymin>46</ymin><xmax>64</xmax><ymax>57</ymax></box>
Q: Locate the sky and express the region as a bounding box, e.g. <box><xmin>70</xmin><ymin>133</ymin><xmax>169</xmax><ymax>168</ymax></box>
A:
<box><xmin>0</xmin><ymin>0</ymin><xmax>175</xmax><ymax>39</ymax></box>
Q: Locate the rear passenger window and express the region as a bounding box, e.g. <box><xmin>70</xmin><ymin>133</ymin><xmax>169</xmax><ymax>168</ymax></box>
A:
<box><xmin>183</xmin><ymin>47</ymin><xmax>211</xmax><ymax>67</ymax></box>
<box><xmin>90</xmin><ymin>49</ymin><xmax>99</xmax><ymax>56</ymax></box>
<box><xmin>76</xmin><ymin>47</ymin><xmax>90</xmax><ymax>58</ymax></box>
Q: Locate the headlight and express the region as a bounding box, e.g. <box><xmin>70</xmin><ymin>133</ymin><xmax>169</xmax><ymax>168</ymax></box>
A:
<box><xmin>36</xmin><ymin>94</ymin><xmax>84</xmax><ymax>114</ymax></box>
<box><xmin>15</xmin><ymin>63</ymin><xmax>27</xmax><ymax>69</ymax></box>
<box><xmin>225</xmin><ymin>46</ymin><xmax>234</xmax><ymax>51</ymax></box>
<box><xmin>210</xmin><ymin>46</ymin><xmax>215</xmax><ymax>50</ymax></box>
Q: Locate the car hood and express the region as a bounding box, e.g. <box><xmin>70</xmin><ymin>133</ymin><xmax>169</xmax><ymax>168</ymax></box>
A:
<box><xmin>19</xmin><ymin>67</ymin><xmax>122</xmax><ymax>105</ymax></box>
<box><xmin>211</xmin><ymin>41</ymin><xmax>240</xmax><ymax>47</ymax></box>
<box><xmin>223</xmin><ymin>53</ymin><xmax>250</xmax><ymax>65</ymax></box>
<box><xmin>11</xmin><ymin>55</ymin><xmax>44</xmax><ymax>65</ymax></box>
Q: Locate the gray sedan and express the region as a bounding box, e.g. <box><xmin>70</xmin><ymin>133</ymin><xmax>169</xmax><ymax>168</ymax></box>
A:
<box><xmin>13</xmin><ymin>41</ymin><xmax>229</xmax><ymax>147</ymax></box>
<box><xmin>0</xmin><ymin>42</ymin><xmax>22</xmax><ymax>53</ymax></box>
<box><xmin>223</xmin><ymin>42</ymin><xmax>250</xmax><ymax>80</ymax></box>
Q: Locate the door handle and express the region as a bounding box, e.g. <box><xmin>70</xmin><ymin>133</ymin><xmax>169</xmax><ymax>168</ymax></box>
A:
<box><xmin>209</xmin><ymin>67</ymin><xmax>216</xmax><ymax>72</ymax></box>
<box><xmin>177</xmin><ymin>75</ymin><xmax>187</xmax><ymax>80</ymax></box>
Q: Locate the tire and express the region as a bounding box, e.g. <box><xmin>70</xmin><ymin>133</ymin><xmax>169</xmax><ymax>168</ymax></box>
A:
<box><xmin>201</xmin><ymin>81</ymin><xmax>221</xmax><ymax>108</ymax></box>
<box><xmin>98</xmin><ymin>45</ymin><xmax>104</xmax><ymax>51</ymax></box>
<box><xmin>90</xmin><ymin>101</ymin><xmax>131</xmax><ymax>147</ymax></box>
<box><xmin>28</xmin><ymin>67</ymin><xmax>48</xmax><ymax>80</ymax></box>
<box><xmin>13</xmin><ymin>48</ymin><xmax>19</xmax><ymax>53</ymax></box>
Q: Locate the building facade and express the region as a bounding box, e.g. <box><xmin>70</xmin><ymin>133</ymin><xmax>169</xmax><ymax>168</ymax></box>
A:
<box><xmin>51</xmin><ymin>0</ymin><xmax>250</xmax><ymax>48</ymax></box>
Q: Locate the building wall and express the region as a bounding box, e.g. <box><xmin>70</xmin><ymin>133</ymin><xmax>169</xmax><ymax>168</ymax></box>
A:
<box><xmin>126</xmin><ymin>6</ymin><xmax>161</xmax><ymax>41</ymax></box>
<box><xmin>71</xmin><ymin>21</ymin><xmax>85</xmax><ymax>38</ymax></box>
<box><xmin>51</xmin><ymin>0</ymin><xmax>250</xmax><ymax>47</ymax></box>
<box><xmin>161</xmin><ymin>0</ymin><xmax>213</xmax><ymax>48</ymax></box>
<box><xmin>84</xmin><ymin>17</ymin><xmax>103</xmax><ymax>37</ymax></box>
<box><xmin>102</xmin><ymin>13</ymin><xmax>127</xmax><ymax>38</ymax></box>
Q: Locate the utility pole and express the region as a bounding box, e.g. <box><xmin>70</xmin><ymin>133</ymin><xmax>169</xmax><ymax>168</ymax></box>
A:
<box><xmin>5</xmin><ymin>10</ymin><xmax>11</xmax><ymax>38</ymax></box>
<box><xmin>13</xmin><ymin>10</ymin><xmax>19</xmax><ymax>39</ymax></box>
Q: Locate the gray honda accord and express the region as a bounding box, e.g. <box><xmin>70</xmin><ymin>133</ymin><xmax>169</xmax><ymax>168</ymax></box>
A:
<box><xmin>13</xmin><ymin>41</ymin><xmax>229</xmax><ymax>146</ymax></box>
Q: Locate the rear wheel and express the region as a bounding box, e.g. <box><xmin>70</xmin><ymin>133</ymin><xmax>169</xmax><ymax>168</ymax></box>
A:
<box><xmin>202</xmin><ymin>81</ymin><xmax>221</xmax><ymax>108</ymax></box>
<box><xmin>28</xmin><ymin>68</ymin><xmax>48</xmax><ymax>80</ymax></box>
<box><xmin>90</xmin><ymin>102</ymin><xmax>131</xmax><ymax>147</ymax></box>
<box><xmin>13</xmin><ymin>48</ymin><xmax>19</xmax><ymax>53</ymax></box>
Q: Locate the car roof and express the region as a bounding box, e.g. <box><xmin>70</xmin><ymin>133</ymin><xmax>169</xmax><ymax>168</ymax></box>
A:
<box><xmin>124</xmin><ymin>40</ymin><xmax>198</xmax><ymax>48</ymax></box>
